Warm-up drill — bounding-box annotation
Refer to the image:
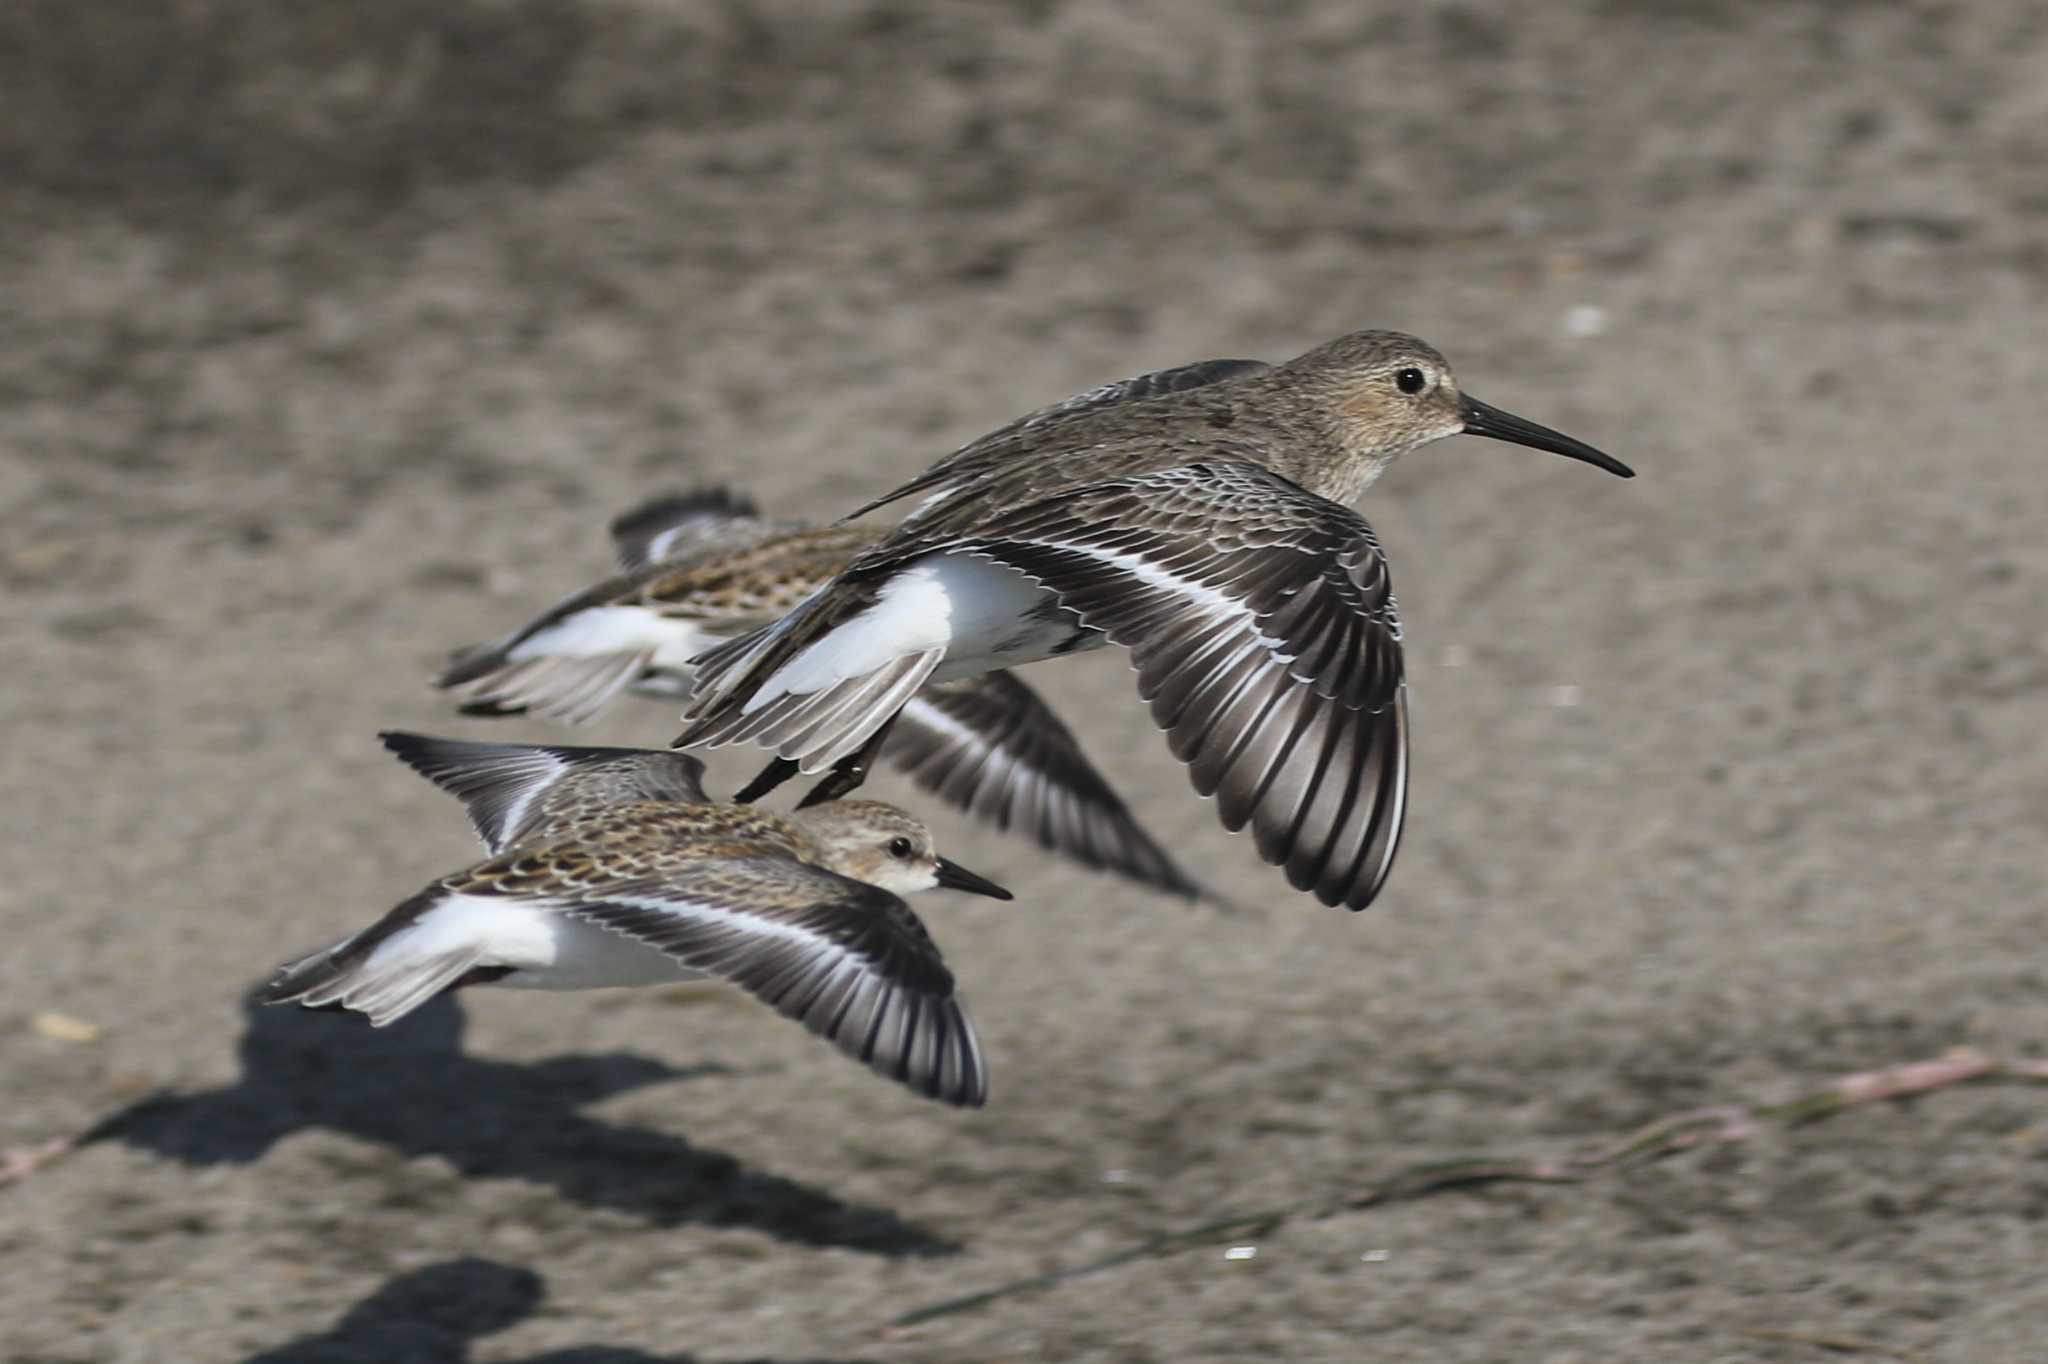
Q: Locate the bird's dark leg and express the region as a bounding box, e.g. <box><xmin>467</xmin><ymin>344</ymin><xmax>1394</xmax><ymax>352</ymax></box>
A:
<box><xmin>796</xmin><ymin>713</ymin><xmax>902</xmax><ymax>809</ymax></box>
<box><xmin>733</xmin><ymin>756</ymin><xmax>801</xmax><ymax>805</ymax></box>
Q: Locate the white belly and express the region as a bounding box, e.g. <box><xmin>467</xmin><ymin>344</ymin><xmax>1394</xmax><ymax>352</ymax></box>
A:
<box><xmin>508</xmin><ymin>606</ymin><xmax>722</xmax><ymax>675</ymax></box>
<box><xmin>388</xmin><ymin>893</ymin><xmax>705</xmax><ymax>991</ymax></box>
<box><xmin>495</xmin><ymin>916</ymin><xmax>707</xmax><ymax>990</ymax></box>
<box><xmin>759</xmin><ymin>552</ymin><xmax>1100</xmax><ymax>702</ymax></box>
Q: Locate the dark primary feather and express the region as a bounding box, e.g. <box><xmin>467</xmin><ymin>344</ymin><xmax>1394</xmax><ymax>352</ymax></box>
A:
<box><xmin>555</xmin><ymin>855</ymin><xmax>985</xmax><ymax>1107</ymax></box>
<box><xmin>889</xmin><ymin>675</ymin><xmax>1212</xmax><ymax>902</ymax></box>
<box><xmin>949</xmin><ymin>463</ymin><xmax>1408</xmax><ymax>911</ymax></box>
<box><xmin>380</xmin><ymin>732</ymin><xmax>712</xmax><ymax>851</ymax></box>
<box><xmin>839</xmin><ymin>357</ymin><xmax>1272</xmax><ymax>522</ymax></box>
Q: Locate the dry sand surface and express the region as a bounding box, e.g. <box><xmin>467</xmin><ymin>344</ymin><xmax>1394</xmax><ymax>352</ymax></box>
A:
<box><xmin>6</xmin><ymin>3</ymin><xmax>2048</xmax><ymax>1360</ymax></box>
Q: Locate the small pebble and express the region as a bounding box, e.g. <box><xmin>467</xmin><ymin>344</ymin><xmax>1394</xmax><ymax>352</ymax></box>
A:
<box><xmin>1563</xmin><ymin>304</ymin><xmax>1607</xmax><ymax>338</ymax></box>
<box><xmin>32</xmin><ymin>1012</ymin><xmax>101</xmax><ymax>1044</ymax></box>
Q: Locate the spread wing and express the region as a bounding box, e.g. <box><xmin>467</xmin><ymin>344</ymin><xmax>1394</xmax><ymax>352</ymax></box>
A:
<box><xmin>952</xmin><ymin>463</ymin><xmax>1408</xmax><ymax>911</ymax></box>
<box><xmin>560</xmin><ymin>858</ymin><xmax>985</xmax><ymax>1107</ymax></box>
<box><xmin>839</xmin><ymin>358</ymin><xmax>1272</xmax><ymax>522</ymax></box>
<box><xmin>608</xmin><ymin>486</ymin><xmax>771</xmax><ymax>572</ymax></box>
<box><xmin>888</xmin><ymin>674</ymin><xmax>1214</xmax><ymax>903</ymax></box>
<box><xmin>380</xmin><ymin>732</ymin><xmax>712</xmax><ymax>851</ymax></box>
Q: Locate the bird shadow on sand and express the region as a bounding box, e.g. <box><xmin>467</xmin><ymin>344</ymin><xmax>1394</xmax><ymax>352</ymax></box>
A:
<box><xmin>87</xmin><ymin>996</ymin><xmax>956</xmax><ymax>1257</ymax></box>
<box><xmin>240</xmin><ymin>1256</ymin><xmax>880</xmax><ymax>1364</ymax></box>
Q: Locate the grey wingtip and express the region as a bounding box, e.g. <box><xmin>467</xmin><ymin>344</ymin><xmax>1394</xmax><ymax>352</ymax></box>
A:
<box><xmin>247</xmin><ymin>970</ymin><xmax>299</xmax><ymax>1008</ymax></box>
<box><xmin>248</xmin><ymin>946</ymin><xmax>344</xmax><ymax>1009</ymax></box>
<box><xmin>923</xmin><ymin>1004</ymin><xmax>990</xmax><ymax>1109</ymax></box>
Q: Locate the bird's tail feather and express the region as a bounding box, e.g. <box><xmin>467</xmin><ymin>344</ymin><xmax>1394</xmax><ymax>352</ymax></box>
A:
<box><xmin>678</xmin><ymin>648</ymin><xmax>943</xmax><ymax>773</ymax></box>
<box><xmin>438</xmin><ymin>649</ymin><xmax>654</xmax><ymax>725</ymax></box>
<box><xmin>254</xmin><ymin>894</ymin><xmax>486</xmax><ymax>1028</ymax></box>
<box><xmin>677</xmin><ymin>625</ymin><xmax>778</xmax><ymax>712</ymax></box>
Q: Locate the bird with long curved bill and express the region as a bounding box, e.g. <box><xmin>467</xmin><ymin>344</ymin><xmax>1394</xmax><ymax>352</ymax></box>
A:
<box><xmin>674</xmin><ymin>329</ymin><xmax>1632</xmax><ymax>913</ymax></box>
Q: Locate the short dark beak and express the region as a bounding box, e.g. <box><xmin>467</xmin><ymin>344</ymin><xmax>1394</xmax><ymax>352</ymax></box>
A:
<box><xmin>934</xmin><ymin>856</ymin><xmax>1014</xmax><ymax>901</ymax></box>
<box><xmin>1458</xmin><ymin>393</ymin><xmax>1634</xmax><ymax>478</ymax></box>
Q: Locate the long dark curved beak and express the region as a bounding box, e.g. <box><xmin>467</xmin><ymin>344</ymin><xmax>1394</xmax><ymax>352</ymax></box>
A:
<box><xmin>934</xmin><ymin>856</ymin><xmax>1014</xmax><ymax>901</ymax></box>
<box><xmin>1459</xmin><ymin>393</ymin><xmax>1634</xmax><ymax>478</ymax></box>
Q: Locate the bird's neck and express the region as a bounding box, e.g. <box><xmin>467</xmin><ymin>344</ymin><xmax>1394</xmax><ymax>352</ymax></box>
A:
<box><xmin>1257</xmin><ymin>430</ymin><xmax>1393</xmax><ymax>505</ymax></box>
<box><xmin>1232</xmin><ymin>383</ymin><xmax>1394</xmax><ymax>506</ymax></box>
<box><xmin>1301</xmin><ymin>450</ymin><xmax>1392</xmax><ymax>505</ymax></box>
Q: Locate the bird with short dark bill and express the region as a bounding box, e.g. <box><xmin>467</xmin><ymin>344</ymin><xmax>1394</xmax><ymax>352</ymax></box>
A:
<box><xmin>673</xmin><ymin>330</ymin><xmax>1633</xmax><ymax>913</ymax></box>
<box><xmin>254</xmin><ymin>733</ymin><xmax>1010</xmax><ymax>1107</ymax></box>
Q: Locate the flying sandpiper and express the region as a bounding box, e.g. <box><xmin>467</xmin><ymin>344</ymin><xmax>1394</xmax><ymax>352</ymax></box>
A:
<box><xmin>674</xmin><ymin>331</ymin><xmax>1632</xmax><ymax>912</ymax></box>
<box><xmin>255</xmin><ymin>733</ymin><xmax>1011</xmax><ymax>1106</ymax></box>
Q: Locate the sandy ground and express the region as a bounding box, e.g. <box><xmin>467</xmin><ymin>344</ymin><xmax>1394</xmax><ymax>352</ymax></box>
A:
<box><xmin>6</xmin><ymin>3</ymin><xmax>2048</xmax><ymax>1360</ymax></box>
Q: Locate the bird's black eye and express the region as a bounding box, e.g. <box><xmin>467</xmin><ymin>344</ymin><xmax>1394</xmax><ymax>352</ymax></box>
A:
<box><xmin>1395</xmin><ymin>367</ymin><xmax>1427</xmax><ymax>395</ymax></box>
<box><xmin>887</xmin><ymin>837</ymin><xmax>915</xmax><ymax>859</ymax></box>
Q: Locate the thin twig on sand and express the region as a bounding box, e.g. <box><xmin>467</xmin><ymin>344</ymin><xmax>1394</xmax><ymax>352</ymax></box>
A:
<box><xmin>886</xmin><ymin>1047</ymin><xmax>2048</xmax><ymax>1332</ymax></box>
<box><xmin>0</xmin><ymin>1137</ymin><xmax>79</xmax><ymax>1187</ymax></box>
<box><xmin>1740</xmin><ymin>1325</ymin><xmax>1926</xmax><ymax>1361</ymax></box>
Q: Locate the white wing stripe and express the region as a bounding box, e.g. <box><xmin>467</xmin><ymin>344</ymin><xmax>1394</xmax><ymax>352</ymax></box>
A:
<box><xmin>492</xmin><ymin>752</ymin><xmax>570</xmax><ymax>850</ymax></box>
<box><xmin>594</xmin><ymin>890</ymin><xmax>831</xmax><ymax>957</ymax></box>
<box><xmin>985</xmin><ymin>534</ymin><xmax>1291</xmax><ymax>654</ymax></box>
<box><xmin>894</xmin><ymin>696</ymin><xmax>991</xmax><ymax>760</ymax></box>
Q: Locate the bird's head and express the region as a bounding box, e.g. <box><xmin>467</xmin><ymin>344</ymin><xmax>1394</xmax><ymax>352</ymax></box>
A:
<box><xmin>794</xmin><ymin>800</ymin><xmax>1014</xmax><ymax>901</ymax></box>
<box><xmin>1282</xmin><ymin>329</ymin><xmax>1633</xmax><ymax>500</ymax></box>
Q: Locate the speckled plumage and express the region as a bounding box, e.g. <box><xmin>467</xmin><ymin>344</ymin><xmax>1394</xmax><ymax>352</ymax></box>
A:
<box><xmin>256</xmin><ymin>736</ymin><xmax>1009</xmax><ymax>1107</ymax></box>
<box><xmin>438</xmin><ymin>505</ymin><xmax>879</xmax><ymax>722</ymax></box>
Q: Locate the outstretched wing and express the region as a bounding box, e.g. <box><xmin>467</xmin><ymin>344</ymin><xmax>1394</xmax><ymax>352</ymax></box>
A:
<box><xmin>888</xmin><ymin>674</ymin><xmax>1215</xmax><ymax>903</ymax></box>
<box><xmin>380</xmin><ymin>732</ymin><xmax>712</xmax><ymax>851</ymax></box>
<box><xmin>564</xmin><ymin>859</ymin><xmax>985</xmax><ymax>1107</ymax></box>
<box><xmin>607</xmin><ymin>486</ymin><xmax>774</xmax><ymax>573</ymax></box>
<box><xmin>953</xmin><ymin>463</ymin><xmax>1408</xmax><ymax>912</ymax></box>
<box><xmin>839</xmin><ymin>358</ymin><xmax>1272</xmax><ymax>523</ymax></box>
